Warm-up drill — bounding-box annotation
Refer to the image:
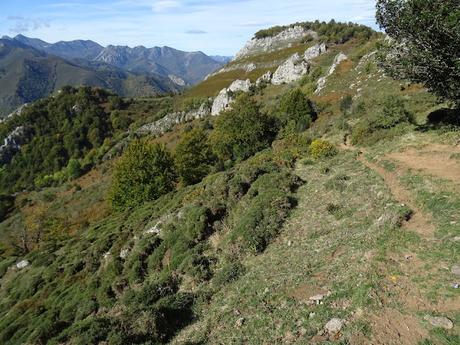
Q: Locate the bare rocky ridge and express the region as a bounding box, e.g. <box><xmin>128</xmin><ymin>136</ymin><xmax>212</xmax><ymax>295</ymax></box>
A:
<box><xmin>234</xmin><ymin>26</ymin><xmax>318</xmax><ymax>60</ymax></box>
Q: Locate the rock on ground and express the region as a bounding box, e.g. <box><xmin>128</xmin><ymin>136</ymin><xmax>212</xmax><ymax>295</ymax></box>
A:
<box><xmin>424</xmin><ymin>315</ymin><xmax>454</xmax><ymax>330</ymax></box>
<box><xmin>324</xmin><ymin>318</ymin><xmax>344</xmax><ymax>335</ymax></box>
<box><xmin>15</xmin><ymin>260</ymin><xmax>30</xmax><ymax>269</ymax></box>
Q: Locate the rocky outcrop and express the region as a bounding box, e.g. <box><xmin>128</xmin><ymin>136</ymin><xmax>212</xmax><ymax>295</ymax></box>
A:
<box><xmin>271</xmin><ymin>53</ymin><xmax>310</xmax><ymax>85</ymax></box>
<box><xmin>211</xmin><ymin>79</ymin><xmax>252</xmax><ymax>116</ymax></box>
<box><xmin>137</xmin><ymin>102</ymin><xmax>211</xmax><ymax>136</ymax></box>
<box><xmin>256</xmin><ymin>71</ymin><xmax>273</xmax><ymax>85</ymax></box>
<box><xmin>234</xmin><ymin>26</ymin><xmax>318</xmax><ymax>60</ymax></box>
<box><xmin>168</xmin><ymin>74</ymin><xmax>186</xmax><ymax>86</ymax></box>
<box><xmin>304</xmin><ymin>43</ymin><xmax>327</xmax><ymax>60</ymax></box>
<box><xmin>315</xmin><ymin>52</ymin><xmax>348</xmax><ymax>93</ymax></box>
<box><xmin>0</xmin><ymin>126</ymin><xmax>29</xmax><ymax>165</ymax></box>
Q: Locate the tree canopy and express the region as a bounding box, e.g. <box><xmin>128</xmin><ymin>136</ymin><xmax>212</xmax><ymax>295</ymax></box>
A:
<box><xmin>376</xmin><ymin>0</ymin><xmax>460</xmax><ymax>107</ymax></box>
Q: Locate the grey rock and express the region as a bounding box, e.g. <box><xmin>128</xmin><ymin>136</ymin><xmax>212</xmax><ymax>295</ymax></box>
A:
<box><xmin>304</xmin><ymin>43</ymin><xmax>327</xmax><ymax>60</ymax></box>
<box><xmin>15</xmin><ymin>259</ymin><xmax>30</xmax><ymax>269</ymax></box>
<box><xmin>235</xmin><ymin>26</ymin><xmax>317</xmax><ymax>59</ymax></box>
<box><xmin>315</xmin><ymin>52</ymin><xmax>348</xmax><ymax>93</ymax></box>
<box><xmin>451</xmin><ymin>265</ymin><xmax>460</xmax><ymax>277</ymax></box>
<box><xmin>0</xmin><ymin>126</ymin><xmax>29</xmax><ymax>164</ymax></box>
<box><xmin>424</xmin><ymin>315</ymin><xmax>454</xmax><ymax>330</ymax></box>
<box><xmin>271</xmin><ymin>53</ymin><xmax>310</xmax><ymax>85</ymax></box>
<box><xmin>324</xmin><ymin>318</ymin><xmax>344</xmax><ymax>335</ymax></box>
<box><xmin>235</xmin><ymin>317</ymin><xmax>245</xmax><ymax>328</ymax></box>
<box><xmin>168</xmin><ymin>74</ymin><xmax>186</xmax><ymax>86</ymax></box>
<box><xmin>256</xmin><ymin>71</ymin><xmax>272</xmax><ymax>85</ymax></box>
<box><xmin>211</xmin><ymin>79</ymin><xmax>252</xmax><ymax>116</ymax></box>
<box><xmin>137</xmin><ymin>102</ymin><xmax>211</xmax><ymax>136</ymax></box>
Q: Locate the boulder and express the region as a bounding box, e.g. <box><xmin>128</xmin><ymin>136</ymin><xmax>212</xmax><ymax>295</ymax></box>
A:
<box><xmin>324</xmin><ymin>318</ymin><xmax>344</xmax><ymax>335</ymax></box>
<box><xmin>271</xmin><ymin>53</ymin><xmax>310</xmax><ymax>85</ymax></box>
<box><xmin>424</xmin><ymin>315</ymin><xmax>454</xmax><ymax>330</ymax></box>
<box><xmin>228</xmin><ymin>79</ymin><xmax>252</xmax><ymax>93</ymax></box>
<box><xmin>15</xmin><ymin>260</ymin><xmax>30</xmax><ymax>269</ymax></box>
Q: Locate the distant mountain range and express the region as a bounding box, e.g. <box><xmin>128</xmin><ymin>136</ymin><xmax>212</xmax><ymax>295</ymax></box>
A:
<box><xmin>0</xmin><ymin>35</ymin><xmax>232</xmax><ymax>117</ymax></box>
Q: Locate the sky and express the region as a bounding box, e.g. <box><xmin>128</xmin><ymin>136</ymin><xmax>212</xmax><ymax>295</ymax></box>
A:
<box><xmin>0</xmin><ymin>0</ymin><xmax>378</xmax><ymax>55</ymax></box>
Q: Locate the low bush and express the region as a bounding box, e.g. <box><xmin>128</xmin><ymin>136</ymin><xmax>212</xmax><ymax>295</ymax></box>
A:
<box><xmin>310</xmin><ymin>139</ymin><xmax>338</xmax><ymax>159</ymax></box>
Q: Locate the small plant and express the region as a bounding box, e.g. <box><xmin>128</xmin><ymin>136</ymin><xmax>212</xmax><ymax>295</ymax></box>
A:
<box><xmin>310</xmin><ymin>139</ymin><xmax>338</xmax><ymax>159</ymax></box>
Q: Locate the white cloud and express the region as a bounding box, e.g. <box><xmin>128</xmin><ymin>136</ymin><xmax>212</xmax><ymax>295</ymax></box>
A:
<box><xmin>152</xmin><ymin>0</ymin><xmax>182</xmax><ymax>13</ymax></box>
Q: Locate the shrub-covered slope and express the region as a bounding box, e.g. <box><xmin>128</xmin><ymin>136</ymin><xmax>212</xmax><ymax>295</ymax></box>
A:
<box><xmin>0</xmin><ymin>19</ymin><xmax>459</xmax><ymax>345</ymax></box>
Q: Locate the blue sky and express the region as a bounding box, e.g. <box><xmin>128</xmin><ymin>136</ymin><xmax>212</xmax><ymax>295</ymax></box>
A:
<box><xmin>0</xmin><ymin>0</ymin><xmax>378</xmax><ymax>55</ymax></box>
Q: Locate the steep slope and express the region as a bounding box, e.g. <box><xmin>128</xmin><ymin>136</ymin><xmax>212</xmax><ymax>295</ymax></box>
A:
<box><xmin>0</xmin><ymin>20</ymin><xmax>459</xmax><ymax>345</ymax></box>
<box><xmin>0</xmin><ymin>39</ymin><xmax>179</xmax><ymax>117</ymax></box>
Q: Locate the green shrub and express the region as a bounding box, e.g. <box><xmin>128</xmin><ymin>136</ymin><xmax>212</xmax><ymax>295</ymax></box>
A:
<box><xmin>351</xmin><ymin>96</ymin><xmax>415</xmax><ymax>145</ymax></box>
<box><xmin>109</xmin><ymin>140</ymin><xmax>176</xmax><ymax>211</ymax></box>
<box><xmin>310</xmin><ymin>139</ymin><xmax>338</xmax><ymax>159</ymax></box>
<box><xmin>277</xmin><ymin>89</ymin><xmax>317</xmax><ymax>132</ymax></box>
<box><xmin>209</xmin><ymin>94</ymin><xmax>278</xmax><ymax>161</ymax></box>
<box><xmin>0</xmin><ymin>194</ymin><xmax>14</xmax><ymax>221</ymax></box>
<box><xmin>213</xmin><ymin>262</ymin><xmax>246</xmax><ymax>287</ymax></box>
<box><xmin>174</xmin><ymin>127</ymin><xmax>215</xmax><ymax>186</ymax></box>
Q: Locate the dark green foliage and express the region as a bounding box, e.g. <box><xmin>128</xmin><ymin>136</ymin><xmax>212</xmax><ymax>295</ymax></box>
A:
<box><xmin>174</xmin><ymin>127</ymin><xmax>216</xmax><ymax>186</ymax></box>
<box><xmin>277</xmin><ymin>89</ymin><xmax>316</xmax><ymax>132</ymax></box>
<box><xmin>0</xmin><ymin>86</ymin><xmax>115</xmax><ymax>193</ymax></box>
<box><xmin>376</xmin><ymin>0</ymin><xmax>460</xmax><ymax>107</ymax></box>
<box><xmin>254</xmin><ymin>20</ymin><xmax>375</xmax><ymax>44</ymax></box>
<box><xmin>213</xmin><ymin>262</ymin><xmax>246</xmax><ymax>287</ymax></box>
<box><xmin>340</xmin><ymin>95</ymin><xmax>353</xmax><ymax>114</ymax></box>
<box><xmin>230</xmin><ymin>171</ymin><xmax>301</xmax><ymax>253</ymax></box>
<box><xmin>351</xmin><ymin>96</ymin><xmax>415</xmax><ymax>145</ymax></box>
<box><xmin>66</xmin><ymin>159</ymin><xmax>82</xmax><ymax>180</ymax></box>
<box><xmin>0</xmin><ymin>194</ymin><xmax>14</xmax><ymax>221</ymax></box>
<box><xmin>110</xmin><ymin>141</ymin><xmax>176</xmax><ymax>211</ymax></box>
<box><xmin>209</xmin><ymin>94</ymin><xmax>278</xmax><ymax>161</ymax></box>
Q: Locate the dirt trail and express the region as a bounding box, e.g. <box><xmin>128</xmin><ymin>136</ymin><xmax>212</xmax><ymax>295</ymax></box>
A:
<box><xmin>387</xmin><ymin>144</ymin><xmax>460</xmax><ymax>185</ymax></box>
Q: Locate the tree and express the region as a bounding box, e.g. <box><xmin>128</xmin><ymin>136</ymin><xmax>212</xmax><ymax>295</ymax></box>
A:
<box><xmin>174</xmin><ymin>127</ymin><xmax>215</xmax><ymax>186</ymax></box>
<box><xmin>277</xmin><ymin>89</ymin><xmax>316</xmax><ymax>132</ymax></box>
<box><xmin>110</xmin><ymin>141</ymin><xmax>176</xmax><ymax>211</ymax></box>
<box><xmin>376</xmin><ymin>0</ymin><xmax>460</xmax><ymax>107</ymax></box>
<box><xmin>66</xmin><ymin>159</ymin><xmax>82</xmax><ymax>180</ymax></box>
<box><xmin>209</xmin><ymin>94</ymin><xmax>278</xmax><ymax>161</ymax></box>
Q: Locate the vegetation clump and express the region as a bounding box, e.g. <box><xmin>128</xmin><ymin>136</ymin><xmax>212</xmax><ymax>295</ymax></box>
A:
<box><xmin>277</xmin><ymin>88</ymin><xmax>317</xmax><ymax>132</ymax></box>
<box><xmin>377</xmin><ymin>0</ymin><xmax>460</xmax><ymax>108</ymax></box>
<box><xmin>110</xmin><ymin>140</ymin><xmax>176</xmax><ymax>211</ymax></box>
<box><xmin>209</xmin><ymin>94</ymin><xmax>278</xmax><ymax>161</ymax></box>
<box><xmin>351</xmin><ymin>97</ymin><xmax>414</xmax><ymax>145</ymax></box>
<box><xmin>174</xmin><ymin>127</ymin><xmax>215</xmax><ymax>186</ymax></box>
<box><xmin>310</xmin><ymin>139</ymin><xmax>338</xmax><ymax>159</ymax></box>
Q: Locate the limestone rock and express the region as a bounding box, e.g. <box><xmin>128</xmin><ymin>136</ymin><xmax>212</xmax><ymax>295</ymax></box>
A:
<box><xmin>211</xmin><ymin>79</ymin><xmax>252</xmax><ymax>116</ymax></box>
<box><xmin>451</xmin><ymin>265</ymin><xmax>460</xmax><ymax>277</ymax></box>
<box><xmin>15</xmin><ymin>260</ymin><xmax>30</xmax><ymax>269</ymax></box>
<box><xmin>304</xmin><ymin>43</ymin><xmax>327</xmax><ymax>60</ymax></box>
<box><xmin>424</xmin><ymin>315</ymin><xmax>454</xmax><ymax>330</ymax></box>
<box><xmin>228</xmin><ymin>79</ymin><xmax>252</xmax><ymax>93</ymax></box>
<box><xmin>315</xmin><ymin>52</ymin><xmax>348</xmax><ymax>93</ymax></box>
<box><xmin>168</xmin><ymin>74</ymin><xmax>186</xmax><ymax>86</ymax></box>
<box><xmin>235</xmin><ymin>26</ymin><xmax>318</xmax><ymax>59</ymax></box>
<box><xmin>137</xmin><ymin>102</ymin><xmax>211</xmax><ymax>136</ymax></box>
<box><xmin>0</xmin><ymin>126</ymin><xmax>29</xmax><ymax>164</ymax></box>
<box><xmin>256</xmin><ymin>71</ymin><xmax>272</xmax><ymax>85</ymax></box>
<box><xmin>324</xmin><ymin>318</ymin><xmax>344</xmax><ymax>335</ymax></box>
<box><xmin>211</xmin><ymin>88</ymin><xmax>233</xmax><ymax>116</ymax></box>
<box><xmin>271</xmin><ymin>53</ymin><xmax>310</xmax><ymax>85</ymax></box>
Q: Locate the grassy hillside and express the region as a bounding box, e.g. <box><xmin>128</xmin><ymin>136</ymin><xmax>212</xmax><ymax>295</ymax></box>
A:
<box><xmin>0</xmin><ymin>20</ymin><xmax>459</xmax><ymax>345</ymax></box>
